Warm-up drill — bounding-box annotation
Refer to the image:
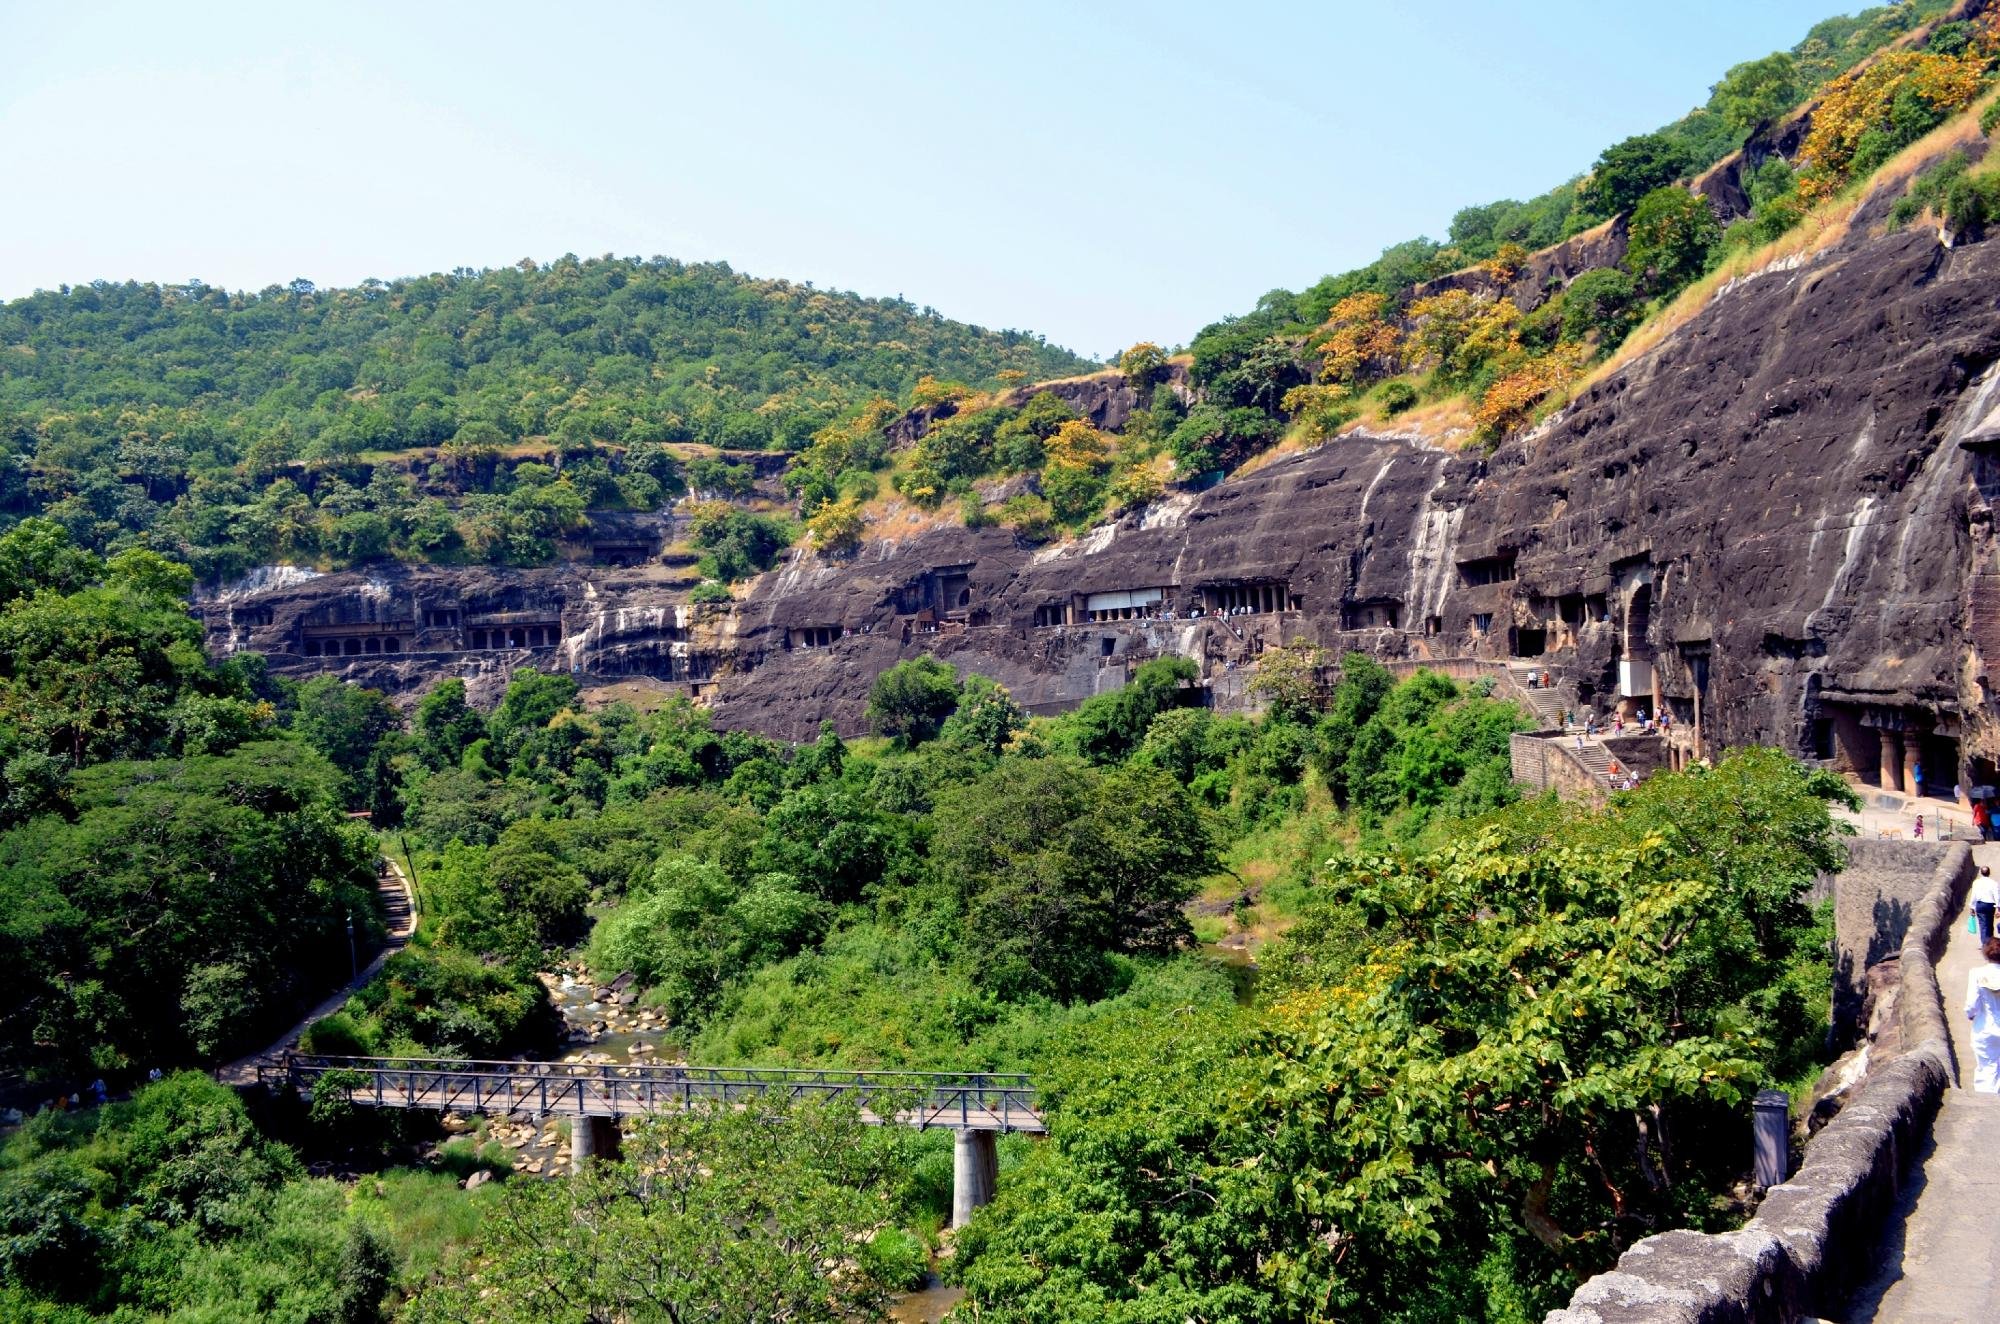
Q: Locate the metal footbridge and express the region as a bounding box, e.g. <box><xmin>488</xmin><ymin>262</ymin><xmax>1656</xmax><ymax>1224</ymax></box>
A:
<box><xmin>259</xmin><ymin>1053</ymin><xmax>1045</xmax><ymax>1134</ymax></box>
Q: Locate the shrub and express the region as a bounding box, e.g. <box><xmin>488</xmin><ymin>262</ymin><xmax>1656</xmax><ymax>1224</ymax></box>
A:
<box><xmin>861</xmin><ymin>1227</ymin><xmax>931</xmax><ymax>1291</ymax></box>
<box><xmin>1377</xmin><ymin>380</ymin><xmax>1419</xmax><ymax>415</ymax></box>
<box><xmin>1279</xmin><ymin>384</ymin><xmax>1355</xmax><ymax>440</ymax></box>
<box><xmin>806</xmin><ymin>496</ymin><xmax>865</xmax><ymax>555</ymax></box>
<box><xmin>996</xmin><ymin>493</ymin><xmax>1054</xmax><ymax>541</ymax></box>
<box><xmin>1473</xmin><ymin>345</ymin><xmax>1592</xmax><ymax>440</ymax></box>
<box><xmin>1943</xmin><ymin>171</ymin><xmax>2000</xmax><ymax>232</ymax></box>
<box><xmin>1983</xmin><ymin>98</ymin><xmax>2000</xmax><ymax>138</ymax></box>
<box><xmin>301</xmin><ymin>1011</ymin><xmax>373</xmax><ymax>1056</ymax></box>
<box><xmin>1888</xmin><ymin>150</ymin><xmax>1971</xmax><ymax>227</ymax></box>
<box><xmin>689</xmin><ymin>580</ymin><xmax>732</xmax><ymax>605</ymax></box>
<box><xmin>1559</xmin><ymin>268</ymin><xmax>1640</xmax><ymax>344</ymax></box>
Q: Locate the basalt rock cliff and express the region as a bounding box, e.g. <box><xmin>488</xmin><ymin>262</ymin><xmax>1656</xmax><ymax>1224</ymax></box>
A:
<box><xmin>207</xmin><ymin>181</ymin><xmax>2000</xmax><ymax>790</ymax></box>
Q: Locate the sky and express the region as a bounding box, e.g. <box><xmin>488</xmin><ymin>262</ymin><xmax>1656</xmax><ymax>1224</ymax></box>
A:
<box><xmin>3</xmin><ymin>0</ymin><xmax>1863</xmax><ymax>359</ymax></box>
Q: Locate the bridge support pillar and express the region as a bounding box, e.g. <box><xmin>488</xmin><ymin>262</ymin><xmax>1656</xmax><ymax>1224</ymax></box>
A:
<box><xmin>951</xmin><ymin>1128</ymin><xmax>998</xmax><ymax>1228</ymax></box>
<box><xmin>571</xmin><ymin>1114</ymin><xmax>622</xmax><ymax>1174</ymax></box>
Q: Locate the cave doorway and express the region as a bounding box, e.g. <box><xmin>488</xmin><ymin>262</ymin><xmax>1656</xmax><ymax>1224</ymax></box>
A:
<box><xmin>1915</xmin><ymin>730</ymin><xmax>1961</xmax><ymax>800</ymax></box>
<box><xmin>1513</xmin><ymin>627</ymin><xmax>1547</xmax><ymax>658</ymax></box>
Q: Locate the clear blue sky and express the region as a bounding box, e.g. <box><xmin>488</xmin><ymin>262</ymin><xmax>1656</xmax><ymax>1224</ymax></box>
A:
<box><xmin>3</xmin><ymin>0</ymin><xmax>1858</xmax><ymax>359</ymax></box>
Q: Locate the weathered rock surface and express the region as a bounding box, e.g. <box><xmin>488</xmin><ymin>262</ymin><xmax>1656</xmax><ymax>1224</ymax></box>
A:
<box><xmin>207</xmin><ymin>193</ymin><xmax>2000</xmax><ymax>786</ymax></box>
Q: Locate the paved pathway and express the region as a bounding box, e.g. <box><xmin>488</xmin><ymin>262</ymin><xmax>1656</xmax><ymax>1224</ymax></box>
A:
<box><xmin>1844</xmin><ymin>842</ymin><xmax>2000</xmax><ymax>1323</ymax></box>
<box><xmin>216</xmin><ymin>856</ymin><xmax>415</xmax><ymax>1086</ymax></box>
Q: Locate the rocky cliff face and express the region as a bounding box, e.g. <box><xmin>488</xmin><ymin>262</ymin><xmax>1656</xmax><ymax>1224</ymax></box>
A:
<box><xmin>206</xmin><ymin>186</ymin><xmax>2000</xmax><ymax>791</ymax></box>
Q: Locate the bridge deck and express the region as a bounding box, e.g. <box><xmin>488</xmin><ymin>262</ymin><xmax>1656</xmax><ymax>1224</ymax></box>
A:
<box><xmin>260</xmin><ymin>1054</ymin><xmax>1045</xmax><ymax>1134</ymax></box>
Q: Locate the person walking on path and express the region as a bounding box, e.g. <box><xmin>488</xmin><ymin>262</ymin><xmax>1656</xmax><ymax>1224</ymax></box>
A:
<box><xmin>1975</xmin><ymin>866</ymin><xmax>1999</xmax><ymax>946</ymax></box>
<box><xmin>1914</xmin><ymin>758</ymin><xmax>1926</xmax><ymax>800</ymax></box>
<box><xmin>1975</xmin><ymin>799</ymin><xmax>1991</xmax><ymax>844</ymax></box>
<box><xmin>1965</xmin><ymin>936</ymin><xmax>2000</xmax><ymax>1093</ymax></box>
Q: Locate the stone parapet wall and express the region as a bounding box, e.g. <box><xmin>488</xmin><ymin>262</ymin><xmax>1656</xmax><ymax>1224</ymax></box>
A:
<box><xmin>1545</xmin><ymin>842</ymin><xmax>1973</xmax><ymax>1324</ymax></box>
<box><xmin>1813</xmin><ymin>840</ymin><xmax>1952</xmax><ymax>1041</ymax></box>
<box><xmin>1511</xmin><ymin>732</ymin><xmax>1608</xmax><ymax>805</ymax></box>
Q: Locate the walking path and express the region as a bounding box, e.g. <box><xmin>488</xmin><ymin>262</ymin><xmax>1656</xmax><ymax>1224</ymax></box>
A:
<box><xmin>216</xmin><ymin>855</ymin><xmax>415</xmax><ymax>1086</ymax></box>
<box><xmin>1844</xmin><ymin>842</ymin><xmax>2000</xmax><ymax>1322</ymax></box>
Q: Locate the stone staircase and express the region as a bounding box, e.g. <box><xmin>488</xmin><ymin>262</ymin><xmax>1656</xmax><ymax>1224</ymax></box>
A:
<box><xmin>1503</xmin><ymin>661</ymin><xmax>1574</xmax><ymax>730</ymax></box>
<box><xmin>1565</xmin><ymin>738</ymin><xmax>1615</xmax><ymax>783</ymax></box>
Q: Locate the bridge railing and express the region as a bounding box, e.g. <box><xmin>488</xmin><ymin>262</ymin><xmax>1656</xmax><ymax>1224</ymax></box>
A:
<box><xmin>259</xmin><ymin>1053</ymin><xmax>1043</xmax><ymax>1132</ymax></box>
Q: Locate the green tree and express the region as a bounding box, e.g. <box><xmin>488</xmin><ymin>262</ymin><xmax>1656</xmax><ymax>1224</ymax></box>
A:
<box><xmin>1710</xmin><ymin>52</ymin><xmax>1801</xmax><ymax>134</ymax></box>
<box><xmin>1625</xmin><ymin>186</ymin><xmax>1723</xmax><ymax>295</ymax></box>
<box><xmin>292</xmin><ymin>675</ymin><xmax>405</xmax><ymax>813</ymax></box>
<box><xmin>865</xmin><ymin>655</ymin><xmax>961</xmax><ymax>745</ymax></box>
<box><xmin>590</xmin><ymin>858</ymin><xmax>829</xmax><ymax>1024</ymax></box>
<box><xmin>0</xmin><ymin>518</ymin><xmax>103</xmax><ymax>603</ymax></box>
<box><xmin>938</xmin><ymin>674</ymin><xmax>1026</xmax><ymax>756</ymax></box>
<box><xmin>0</xmin><ymin>743</ymin><xmax>377</xmax><ymax>1070</ymax></box>
<box><xmin>1582</xmin><ymin>132</ymin><xmax>1691</xmax><ymax>217</ymax></box>
<box><xmin>1050</xmin><ymin>654</ymin><xmax>1198</xmax><ymax>765</ymax></box>
<box><xmin>933</xmin><ymin>757</ymin><xmax>1212</xmax><ymax>1000</ymax></box>
<box><xmin>413</xmin><ymin>678</ymin><xmax>485</xmax><ymax>772</ymax></box>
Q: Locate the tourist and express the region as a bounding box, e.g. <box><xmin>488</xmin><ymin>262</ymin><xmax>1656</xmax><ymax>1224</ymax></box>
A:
<box><xmin>1913</xmin><ymin>758</ymin><xmax>1925</xmax><ymax>799</ymax></box>
<box><xmin>1965</xmin><ymin>936</ymin><xmax>2000</xmax><ymax>1092</ymax></box>
<box><xmin>1975</xmin><ymin>866</ymin><xmax>1999</xmax><ymax>946</ymax></box>
<box><xmin>1914</xmin><ymin>813</ymin><xmax>1925</xmax><ymax>840</ymax></box>
<box><xmin>1974</xmin><ymin>800</ymin><xmax>1990</xmax><ymax>843</ymax></box>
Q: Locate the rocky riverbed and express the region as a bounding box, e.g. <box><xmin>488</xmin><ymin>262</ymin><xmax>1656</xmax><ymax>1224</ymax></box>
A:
<box><xmin>424</xmin><ymin>961</ymin><xmax>681</xmax><ymax>1180</ymax></box>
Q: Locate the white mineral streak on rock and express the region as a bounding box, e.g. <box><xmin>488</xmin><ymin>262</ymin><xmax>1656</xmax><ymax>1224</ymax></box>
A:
<box><xmin>1404</xmin><ymin>461</ymin><xmax>1463</xmax><ymax>627</ymax></box>
<box><xmin>1137</xmin><ymin>491</ymin><xmax>1197</xmax><ymax>531</ymax></box>
<box><xmin>1355</xmin><ymin>454</ymin><xmax>1395</xmax><ymax>533</ymax></box>
<box><xmin>215</xmin><ymin>564</ymin><xmax>322</xmax><ymax>600</ymax></box>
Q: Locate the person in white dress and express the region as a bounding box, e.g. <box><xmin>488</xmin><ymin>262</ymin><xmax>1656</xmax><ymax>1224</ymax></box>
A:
<box><xmin>1965</xmin><ymin>936</ymin><xmax>2000</xmax><ymax>1093</ymax></box>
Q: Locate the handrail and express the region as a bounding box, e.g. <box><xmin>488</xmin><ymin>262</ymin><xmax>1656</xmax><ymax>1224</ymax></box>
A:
<box><xmin>261</xmin><ymin>1053</ymin><xmax>1045</xmax><ymax>1133</ymax></box>
<box><xmin>281</xmin><ymin>1053</ymin><xmax>1031</xmax><ymax>1086</ymax></box>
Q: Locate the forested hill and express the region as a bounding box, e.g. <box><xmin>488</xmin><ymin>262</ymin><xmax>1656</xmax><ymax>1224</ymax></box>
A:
<box><xmin>0</xmin><ymin>257</ymin><xmax>1093</xmax><ymax>575</ymax></box>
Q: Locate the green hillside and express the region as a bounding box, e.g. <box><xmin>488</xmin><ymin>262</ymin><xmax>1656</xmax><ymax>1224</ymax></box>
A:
<box><xmin>0</xmin><ymin>256</ymin><xmax>1092</xmax><ymax>578</ymax></box>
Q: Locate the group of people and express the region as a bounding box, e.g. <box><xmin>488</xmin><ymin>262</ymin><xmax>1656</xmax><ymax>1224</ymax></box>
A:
<box><xmin>28</xmin><ymin>1067</ymin><xmax>161</xmax><ymax>1118</ymax></box>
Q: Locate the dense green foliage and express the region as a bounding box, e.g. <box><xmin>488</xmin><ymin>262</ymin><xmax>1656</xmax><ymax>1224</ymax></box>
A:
<box><xmin>0</xmin><ymin>524</ymin><xmax>382</xmax><ymax>1075</ymax></box>
<box><xmin>953</xmin><ymin>750</ymin><xmax>1851</xmax><ymax>1322</ymax></box>
<box><xmin>0</xmin><ymin>582</ymin><xmax>1847</xmax><ymax>1321</ymax></box>
<box><xmin>0</xmin><ymin>257</ymin><xmax>1092</xmax><ymax>578</ymax></box>
<box><xmin>407</xmin><ymin>1098</ymin><xmax>914</xmax><ymax>1323</ymax></box>
<box><xmin>0</xmin><ymin>1074</ymin><xmax>397</xmax><ymax>1322</ymax></box>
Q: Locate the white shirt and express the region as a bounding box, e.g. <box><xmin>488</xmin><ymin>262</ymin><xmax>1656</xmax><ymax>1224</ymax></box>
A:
<box><xmin>1968</xmin><ymin>963</ymin><xmax>2000</xmax><ymax>1035</ymax></box>
<box><xmin>1975</xmin><ymin>874</ymin><xmax>2000</xmax><ymax>908</ymax></box>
